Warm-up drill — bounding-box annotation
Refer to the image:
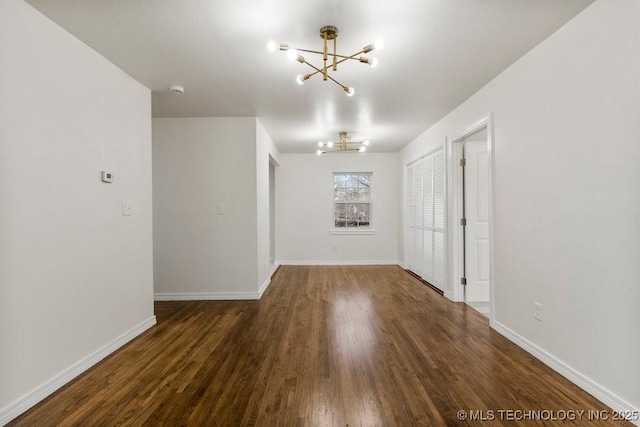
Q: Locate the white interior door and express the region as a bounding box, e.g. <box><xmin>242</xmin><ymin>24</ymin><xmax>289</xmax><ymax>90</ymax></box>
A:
<box><xmin>464</xmin><ymin>140</ymin><xmax>490</xmax><ymax>303</ymax></box>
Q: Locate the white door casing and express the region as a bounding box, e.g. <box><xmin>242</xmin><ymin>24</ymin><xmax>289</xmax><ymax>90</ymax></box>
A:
<box><xmin>446</xmin><ymin>113</ymin><xmax>495</xmax><ymax>325</ymax></box>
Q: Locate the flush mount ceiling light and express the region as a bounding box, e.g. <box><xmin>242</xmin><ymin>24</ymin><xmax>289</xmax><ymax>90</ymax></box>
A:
<box><xmin>316</xmin><ymin>131</ymin><xmax>370</xmax><ymax>155</ymax></box>
<box><xmin>268</xmin><ymin>26</ymin><xmax>383</xmax><ymax>96</ymax></box>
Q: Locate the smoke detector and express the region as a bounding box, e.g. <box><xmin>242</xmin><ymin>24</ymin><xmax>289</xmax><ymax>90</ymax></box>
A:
<box><xmin>169</xmin><ymin>85</ymin><xmax>184</xmax><ymax>94</ymax></box>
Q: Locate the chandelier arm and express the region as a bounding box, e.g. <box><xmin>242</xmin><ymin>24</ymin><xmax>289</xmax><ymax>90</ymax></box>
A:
<box><xmin>324</xmin><ymin>73</ymin><xmax>349</xmax><ymax>91</ymax></box>
<box><xmin>325</xmin><ymin>148</ymin><xmax>361</xmax><ymax>153</ymax></box>
<box><xmin>300</xmin><ymin>59</ymin><xmax>350</xmax><ymax>91</ymax></box>
<box><xmin>301</xmin><ymin>52</ymin><xmax>365</xmax><ymax>80</ymax></box>
<box><xmin>294</xmin><ymin>50</ymin><xmax>363</xmax><ymax>61</ymax></box>
<box><xmin>340</xmin><ymin>49</ymin><xmax>367</xmax><ymax>60</ymax></box>
<box><xmin>300</xmin><ymin>59</ymin><xmax>324</xmax><ymax>75</ymax></box>
<box><xmin>323</xmin><ymin>32</ymin><xmax>328</xmax><ymax>81</ymax></box>
<box><xmin>294</xmin><ymin>48</ymin><xmax>326</xmax><ymax>56</ymax></box>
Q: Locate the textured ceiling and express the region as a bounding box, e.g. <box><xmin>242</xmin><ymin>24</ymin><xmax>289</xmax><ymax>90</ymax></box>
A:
<box><xmin>25</xmin><ymin>0</ymin><xmax>594</xmax><ymax>152</ymax></box>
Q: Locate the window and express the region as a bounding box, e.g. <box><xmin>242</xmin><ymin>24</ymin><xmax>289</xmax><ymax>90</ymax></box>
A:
<box><xmin>333</xmin><ymin>172</ymin><xmax>372</xmax><ymax>231</ymax></box>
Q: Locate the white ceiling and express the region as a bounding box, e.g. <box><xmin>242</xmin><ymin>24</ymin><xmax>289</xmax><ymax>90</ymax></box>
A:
<box><xmin>25</xmin><ymin>0</ymin><xmax>593</xmax><ymax>153</ymax></box>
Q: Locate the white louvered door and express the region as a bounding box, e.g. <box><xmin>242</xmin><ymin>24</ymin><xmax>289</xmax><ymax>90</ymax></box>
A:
<box><xmin>405</xmin><ymin>165</ymin><xmax>415</xmax><ymax>271</ymax></box>
<box><xmin>433</xmin><ymin>150</ymin><xmax>445</xmax><ymax>285</ymax></box>
<box><xmin>405</xmin><ymin>148</ymin><xmax>445</xmax><ymax>291</ymax></box>
<box><xmin>413</xmin><ymin>161</ymin><xmax>424</xmax><ymax>277</ymax></box>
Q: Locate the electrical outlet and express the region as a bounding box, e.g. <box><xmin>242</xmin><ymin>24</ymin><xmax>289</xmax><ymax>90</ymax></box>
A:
<box><xmin>217</xmin><ymin>205</ymin><xmax>225</xmax><ymax>215</ymax></box>
<box><xmin>534</xmin><ymin>302</ymin><xmax>542</xmax><ymax>321</ymax></box>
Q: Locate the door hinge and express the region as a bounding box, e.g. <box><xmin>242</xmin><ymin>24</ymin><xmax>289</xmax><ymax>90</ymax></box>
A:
<box><xmin>459</xmin><ymin>158</ymin><xmax>466</xmax><ymax>167</ymax></box>
<box><xmin>461</xmin><ymin>277</ymin><xmax>467</xmax><ymax>285</ymax></box>
<box><xmin>460</xmin><ymin>218</ymin><xmax>466</xmax><ymax>226</ymax></box>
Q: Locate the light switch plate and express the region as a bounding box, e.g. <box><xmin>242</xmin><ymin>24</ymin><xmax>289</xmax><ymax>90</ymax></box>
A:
<box><xmin>122</xmin><ymin>201</ymin><xmax>133</xmax><ymax>216</ymax></box>
<box><xmin>534</xmin><ymin>302</ymin><xmax>542</xmax><ymax>321</ymax></box>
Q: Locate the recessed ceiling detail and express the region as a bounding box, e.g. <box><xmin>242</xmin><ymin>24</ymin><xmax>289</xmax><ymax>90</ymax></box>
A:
<box><xmin>268</xmin><ymin>26</ymin><xmax>383</xmax><ymax>97</ymax></box>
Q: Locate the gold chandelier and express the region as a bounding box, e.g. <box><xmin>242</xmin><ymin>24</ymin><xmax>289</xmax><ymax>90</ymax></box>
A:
<box><xmin>268</xmin><ymin>26</ymin><xmax>384</xmax><ymax>96</ymax></box>
<box><xmin>316</xmin><ymin>131</ymin><xmax>370</xmax><ymax>155</ymax></box>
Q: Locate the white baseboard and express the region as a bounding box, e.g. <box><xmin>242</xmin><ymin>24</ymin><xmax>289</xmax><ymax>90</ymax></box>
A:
<box><xmin>466</xmin><ymin>301</ymin><xmax>490</xmax><ymax>316</ymax></box>
<box><xmin>492</xmin><ymin>321</ymin><xmax>639</xmax><ymax>425</ymax></box>
<box><xmin>0</xmin><ymin>316</ymin><xmax>157</xmax><ymax>426</ymax></box>
<box><xmin>154</xmin><ymin>292</ymin><xmax>261</xmax><ymax>301</ymax></box>
<box><xmin>276</xmin><ymin>260</ymin><xmax>400</xmax><ymax>266</ymax></box>
<box><xmin>257</xmin><ymin>278</ymin><xmax>270</xmax><ymax>299</ymax></box>
<box><xmin>155</xmin><ymin>264</ymin><xmax>281</xmax><ymax>302</ymax></box>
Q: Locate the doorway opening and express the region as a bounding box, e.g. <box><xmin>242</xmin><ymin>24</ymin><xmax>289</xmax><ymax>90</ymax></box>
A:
<box><xmin>447</xmin><ymin>114</ymin><xmax>495</xmax><ymax>321</ymax></box>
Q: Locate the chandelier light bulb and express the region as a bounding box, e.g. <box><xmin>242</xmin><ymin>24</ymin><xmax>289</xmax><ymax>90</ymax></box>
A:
<box><xmin>286</xmin><ymin>49</ymin><xmax>299</xmax><ymax>61</ymax></box>
<box><xmin>373</xmin><ymin>38</ymin><xmax>385</xmax><ymax>51</ymax></box>
<box><xmin>369</xmin><ymin>57</ymin><xmax>379</xmax><ymax>68</ymax></box>
<box><xmin>267</xmin><ymin>40</ymin><xmax>277</xmax><ymax>52</ymax></box>
<box><xmin>359</xmin><ymin>146</ymin><xmax>366</xmax><ymax>152</ymax></box>
<box><xmin>327</xmin><ymin>141</ymin><xmax>334</xmax><ymax>148</ymax></box>
<box><xmin>345</xmin><ymin>87</ymin><xmax>355</xmax><ymax>96</ymax></box>
<box><xmin>318</xmin><ymin>141</ymin><xmax>324</xmax><ymax>147</ymax></box>
<box><xmin>296</xmin><ymin>75</ymin><xmax>305</xmax><ymax>85</ymax></box>
<box><xmin>363</xmin><ymin>140</ymin><xmax>370</xmax><ymax>146</ymax></box>
<box><xmin>316</xmin><ymin>150</ymin><xmax>324</xmax><ymax>156</ymax></box>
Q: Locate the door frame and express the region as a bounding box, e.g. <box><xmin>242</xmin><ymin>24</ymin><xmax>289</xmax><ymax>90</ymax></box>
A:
<box><xmin>446</xmin><ymin>113</ymin><xmax>495</xmax><ymax>324</ymax></box>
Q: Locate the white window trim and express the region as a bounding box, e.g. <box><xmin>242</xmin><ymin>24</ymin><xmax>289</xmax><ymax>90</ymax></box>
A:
<box><xmin>329</xmin><ymin>229</ymin><xmax>376</xmax><ymax>235</ymax></box>
<box><xmin>331</xmin><ymin>172</ymin><xmax>374</xmax><ymax>234</ymax></box>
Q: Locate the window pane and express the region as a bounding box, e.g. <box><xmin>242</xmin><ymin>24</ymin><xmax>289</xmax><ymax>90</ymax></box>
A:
<box><xmin>355</xmin><ymin>203</ymin><xmax>370</xmax><ymax>228</ymax></box>
<box><xmin>360</xmin><ymin>174</ymin><xmax>371</xmax><ymax>188</ymax></box>
<box><xmin>342</xmin><ymin>203</ymin><xmax>371</xmax><ymax>228</ymax></box>
<box><xmin>343</xmin><ymin>188</ymin><xmax>359</xmax><ymax>201</ymax></box>
<box><xmin>334</xmin><ymin>189</ymin><xmax>347</xmax><ymax>201</ymax></box>
<box><xmin>334</xmin><ymin>174</ymin><xmax>347</xmax><ymax>189</ymax></box>
<box><xmin>347</xmin><ymin>204</ymin><xmax>358</xmax><ymax>226</ymax></box>
<box><xmin>334</xmin><ymin>203</ymin><xmax>347</xmax><ymax>228</ymax></box>
<box><xmin>358</xmin><ymin>187</ymin><xmax>370</xmax><ymax>201</ymax></box>
<box><xmin>347</xmin><ymin>174</ymin><xmax>360</xmax><ymax>188</ymax></box>
<box><xmin>337</xmin><ymin>187</ymin><xmax>370</xmax><ymax>202</ymax></box>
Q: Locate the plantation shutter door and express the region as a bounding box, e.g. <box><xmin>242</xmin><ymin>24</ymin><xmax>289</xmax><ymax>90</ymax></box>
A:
<box><xmin>433</xmin><ymin>150</ymin><xmax>446</xmax><ymax>286</ymax></box>
<box><xmin>421</xmin><ymin>156</ymin><xmax>434</xmax><ymax>280</ymax></box>
<box><xmin>405</xmin><ymin>148</ymin><xmax>446</xmax><ymax>291</ymax></box>
<box><xmin>405</xmin><ymin>164</ymin><xmax>415</xmax><ymax>271</ymax></box>
<box><xmin>413</xmin><ymin>160</ymin><xmax>424</xmax><ymax>277</ymax></box>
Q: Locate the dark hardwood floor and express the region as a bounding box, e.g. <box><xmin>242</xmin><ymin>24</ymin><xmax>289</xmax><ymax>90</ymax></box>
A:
<box><xmin>10</xmin><ymin>265</ymin><xmax>630</xmax><ymax>426</ymax></box>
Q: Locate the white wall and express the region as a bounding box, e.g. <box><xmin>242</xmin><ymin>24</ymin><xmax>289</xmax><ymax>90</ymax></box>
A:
<box><xmin>153</xmin><ymin>118</ymin><xmax>260</xmax><ymax>298</ymax></box>
<box><xmin>256</xmin><ymin>119</ymin><xmax>280</xmax><ymax>292</ymax></box>
<box><xmin>276</xmin><ymin>153</ymin><xmax>398</xmax><ymax>264</ymax></box>
<box><xmin>399</xmin><ymin>0</ymin><xmax>639</xmax><ymax>412</ymax></box>
<box><xmin>0</xmin><ymin>0</ymin><xmax>154</xmax><ymax>422</ymax></box>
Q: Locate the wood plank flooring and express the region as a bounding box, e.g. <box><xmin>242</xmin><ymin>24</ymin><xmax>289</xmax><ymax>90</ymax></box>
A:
<box><xmin>9</xmin><ymin>265</ymin><xmax>631</xmax><ymax>426</ymax></box>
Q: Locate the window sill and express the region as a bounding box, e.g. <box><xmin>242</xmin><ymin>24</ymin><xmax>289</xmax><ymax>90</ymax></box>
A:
<box><xmin>329</xmin><ymin>229</ymin><xmax>376</xmax><ymax>235</ymax></box>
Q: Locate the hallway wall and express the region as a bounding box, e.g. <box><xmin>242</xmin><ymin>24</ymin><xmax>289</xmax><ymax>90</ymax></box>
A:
<box><xmin>399</xmin><ymin>0</ymin><xmax>640</xmax><ymax>412</ymax></box>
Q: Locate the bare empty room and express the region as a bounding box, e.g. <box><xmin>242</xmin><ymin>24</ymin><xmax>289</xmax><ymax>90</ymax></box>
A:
<box><xmin>1</xmin><ymin>0</ymin><xmax>639</xmax><ymax>425</ymax></box>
